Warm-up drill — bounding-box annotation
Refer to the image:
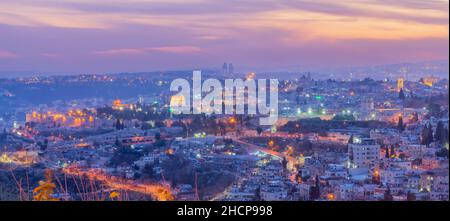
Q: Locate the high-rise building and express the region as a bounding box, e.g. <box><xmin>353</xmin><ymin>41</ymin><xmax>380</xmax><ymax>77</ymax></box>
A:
<box><xmin>228</xmin><ymin>63</ymin><xmax>234</xmax><ymax>74</ymax></box>
<box><xmin>348</xmin><ymin>138</ymin><xmax>380</xmax><ymax>169</ymax></box>
<box><xmin>361</xmin><ymin>97</ymin><xmax>374</xmax><ymax>111</ymax></box>
<box><xmin>221</xmin><ymin>63</ymin><xmax>234</xmax><ymax>75</ymax></box>
<box><xmin>222</xmin><ymin>63</ymin><xmax>228</xmax><ymax>74</ymax></box>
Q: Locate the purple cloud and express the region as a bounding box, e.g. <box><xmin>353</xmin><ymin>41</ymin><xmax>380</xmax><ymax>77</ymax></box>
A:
<box><xmin>93</xmin><ymin>46</ymin><xmax>203</xmax><ymax>56</ymax></box>
<box><xmin>0</xmin><ymin>50</ymin><xmax>18</xmax><ymax>58</ymax></box>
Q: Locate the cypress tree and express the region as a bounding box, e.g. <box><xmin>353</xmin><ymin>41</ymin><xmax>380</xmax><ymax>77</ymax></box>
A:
<box><xmin>398</xmin><ymin>116</ymin><xmax>405</xmax><ymax>132</ymax></box>
<box><xmin>348</xmin><ymin>134</ymin><xmax>354</xmax><ymax>144</ymax></box>
<box><xmin>421</xmin><ymin>124</ymin><xmax>433</xmax><ymax>146</ymax></box>
<box><xmin>115</xmin><ymin>119</ymin><xmax>121</xmax><ymax>130</ymax></box>
<box><xmin>399</xmin><ymin>88</ymin><xmax>406</xmax><ymax>100</ymax></box>
<box><xmin>440</xmin><ymin>127</ymin><xmax>449</xmax><ymax>146</ymax></box>
<box><xmin>390</xmin><ymin>145</ymin><xmax>395</xmax><ymax>158</ymax></box>
<box><xmin>428</xmin><ymin>123</ymin><xmax>434</xmax><ymax>143</ymax></box>
<box><xmin>435</xmin><ymin>121</ymin><xmax>444</xmax><ymax>142</ymax></box>
<box><xmin>384</xmin><ymin>187</ymin><xmax>393</xmax><ymax>201</ymax></box>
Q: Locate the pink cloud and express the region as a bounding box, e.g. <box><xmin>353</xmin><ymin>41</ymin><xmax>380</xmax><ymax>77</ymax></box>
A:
<box><xmin>41</xmin><ymin>53</ymin><xmax>61</xmax><ymax>58</ymax></box>
<box><xmin>93</xmin><ymin>46</ymin><xmax>202</xmax><ymax>56</ymax></box>
<box><xmin>0</xmin><ymin>50</ymin><xmax>18</xmax><ymax>58</ymax></box>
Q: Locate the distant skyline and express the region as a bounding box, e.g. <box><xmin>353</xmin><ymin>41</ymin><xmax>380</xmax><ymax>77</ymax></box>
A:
<box><xmin>0</xmin><ymin>0</ymin><xmax>449</xmax><ymax>75</ymax></box>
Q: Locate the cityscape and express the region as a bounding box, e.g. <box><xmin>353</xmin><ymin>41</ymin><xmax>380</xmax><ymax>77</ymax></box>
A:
<box><xmin>0</xmin><ymin>0</ymin><xmax>449</xmax><ymax>202</ymax></box>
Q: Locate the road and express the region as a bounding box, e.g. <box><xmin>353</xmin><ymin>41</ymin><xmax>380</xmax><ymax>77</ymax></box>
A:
<box><xmin>62</xmin><ymin>166</ymin><xmax>174</xmax><ymax>201</ymax></box>
<box><xmin>228</xmin><ymin>136</ymin><xmax>295</xmax><ymax>163</ymax></box>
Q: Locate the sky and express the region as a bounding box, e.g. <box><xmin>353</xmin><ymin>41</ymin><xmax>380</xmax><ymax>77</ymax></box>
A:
<box><xmin>0</xmin><ymin>0</ymin><xmax>448</xmax><ymax>75</ymax></box>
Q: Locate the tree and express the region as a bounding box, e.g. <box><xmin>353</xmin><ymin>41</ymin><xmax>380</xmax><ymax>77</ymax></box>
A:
<box><xmin>254</xmin><ymin>186</ymin><xmax>261</xmax><ymax>201</ymax></box>
<box><xmin>435</xmin><ymin>121</ymin><xmax>444</xmax><ymax>142</ymax></box>
<box><xmin>390</xmin><ymin>145</ymin><xmax>396</xmax><ymax>158</ymax></box>
<box><xmin>115</xmin><ymin>119</ymin><xmax>120</xmax><ymax>130</ymax></box>
<box><xmin>0</xmin><ymin>128</ymin><xmax>6</xmax><ymax>141</ymax></box>
<box><xmin>33</xmin><ymin>170</ymin><xmax>59</xmax><ymax>201</ymax></box>
<box><xmin>288</xmin><ymin>186</ymin><xmax>298</xmax><ymax>198</ymax></box>
<box><xmin>256</xmin><ymin>127</ymin><xmax>263</xmax><ymax>136</ymax></box>
<box><xmin>282</xmin><ymin>157</ymin><xmax>288</xmax><ymax>171</ymax></box>
<box><xmin>142</xmin><ymin>163</ymin><xmax>156</xmax><ymax>180</ymax></box>
<box><xmin>115</xmin><ymin>119</ymin><xmax>124</xmax><ymax>130</ymax></box>
<box><xmin>109</xmin><ymin>146</ymin><xmax>141</xmax><ymax>167</ymax></box>
<box><xmin>309</xmin><ymin>175</ymin><xmax>321</xmax><ymax>200</ymax></box>
<box><xmin>385</xmin><ymin>146</ymin><xmax>390</xmax><ymax>158</ymax></box>
<box><xmin>333</xmin><ymin>114</ymin><xmax>355</xmax><ymax>121</ymax></box>
<box><xmin>407</xmin><ymin>191</ymin><xmax>416</xmax><ymax>201</ymax></box>
<box><xmin>218</xmin><ymin>122</ymin><xmax>226</xmax><ymax>136</ymax></box>
<box><xmin>295</xmin><ymin>171</ymin><xmax>303</xmax><ymax>183</ymax></box>
<box><xmin>348</xmin><ymin>134</ymin><xmax>354</xmax><ymax>144</ymax></box>
<box><xmin>397</xmin><ymin>116</ymin><xmax>405</xmax><ymax>132</ymax></box>
<box><xmin>133</xmin><ymin>172</ymin><xmax>141</xmax><ymax>179</ymax></box>
<box><xmin>435</xmin><ymin>148</ymin><xmax>449</xmax><ymax>158</ymax></box>
<box><xmin>383</xmin><ymin>187</ymin><xmax>393</xmax><ymax>201</ymax></box>
<box><xmin>427</xmin><ymin>103</ymin><xmax>441</xmax><ymax>117</ymax></box>
<box><xmin>398</xmin><ymin>88</ymin><xmax>406</xmax><ymax>100</ymax></box>
<box><xmin>412</xmin><ymin>158</ymin><xmax>422</xmax><ymax>167</ymax></box>
<box><xmin>439</xmin><ymin>127</ymin><xmax>449</xmax><ymax>146</ymax></box>
<box><xmin>38</xmin><ymin>139</ymin><xmax>49</xmax><ymax>151</ymax></box>
<box><xmin>109</xmin><ymin>191</ymin><xmax>121</xmax><ymax>201</ymax></box>
<box><xmin>428</xmin><ymin>124</ymin><xmax>434</xmax><ymax>144</ymax></box>
<box><xmin>420</xmin><ymin>126</ymin><xmax>428</xmax><ymax>145</ymax></box>
<box><xmin>411</xmin><ymin>112</ymin><xmax>419</xmax><ymax>123</ymax></box>
<box><xmin>155</xmin><ymin>132</ymin><xmax>161</xmax><ymax>141</ymax></box>
<box><xmin>114</xmin><ymin>137</ymin><xmax>122</xmax><ymax>147</ymax></box>
<box><xmin>421</xmin><ymin>124</ymin><xmax>433</xmax><ymax>146</ymax></box>
<box><xmin>315</xmin><ymin>175</ymin><xmax>320</xmax><ymax>191</ymax></box>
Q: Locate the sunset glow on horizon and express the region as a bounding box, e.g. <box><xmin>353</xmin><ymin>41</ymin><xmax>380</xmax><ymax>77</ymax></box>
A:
<box><xmin>0</xmin><ymin>0</ymin><xmax>448</xmax><ymax>74</ymax></box>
